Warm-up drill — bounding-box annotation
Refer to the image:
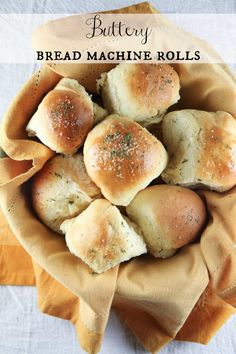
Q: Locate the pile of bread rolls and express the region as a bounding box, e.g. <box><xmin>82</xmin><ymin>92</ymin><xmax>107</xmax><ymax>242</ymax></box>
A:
<box><xmin>27</xmin><ymin>63</ymin><xmax>236</xmax><ymax>274</ymax></box>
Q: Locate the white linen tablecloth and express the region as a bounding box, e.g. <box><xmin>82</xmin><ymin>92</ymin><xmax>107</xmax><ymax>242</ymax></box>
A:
<box><xmin>0</xmin><ymin>1</ymin><xmax>236</xmax><ymax>353</ymax></box>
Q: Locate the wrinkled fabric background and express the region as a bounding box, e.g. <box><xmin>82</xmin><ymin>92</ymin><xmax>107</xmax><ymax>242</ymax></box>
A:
<box><xmin>0</xmin><ymin>0</ymin><xmax>236</xmax><ymax>353</ymax></box>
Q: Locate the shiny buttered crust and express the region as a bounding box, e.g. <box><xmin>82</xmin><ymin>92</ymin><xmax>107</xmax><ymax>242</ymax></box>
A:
<box><xmin>126</xmin><ymin>185</ymin><xmax>206</xmax><ymax>258</ymax></box>
<box><xmin>162</xmin><ymin>110</ymin><xmax>236</xmax><ymax>192</ymax></box>
<box><xmin>31</xmin><ymin>154</ymin><xmax>101</xmax><ymax>234</ymax></box>
<box><xmin>26</xmin><ymin>78</ymin><xmax>94</xmax><ymax>154</ymax></box>
<box><xmin>60</xmin><ymin>199</ymin><xmax>147</xmax><ymax>273</ymax></box>
<box><xmin>97</xmin><ymin>63</ymin><xmax>180</xmax><ymax>123</ymax></box>
<box><xmin>84</xmin><ymin>115</ymin><xmax>168</xmax><ymax>206</ymax></box>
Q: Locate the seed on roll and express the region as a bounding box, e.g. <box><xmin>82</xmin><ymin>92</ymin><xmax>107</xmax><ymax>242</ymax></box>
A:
<box><xmin>26</xmin><ymin>78</ymin><xmax>94</xmax><ymax>155</ymax></box>
<box><xmin>84</xmin><ymin>114</ymin><xmax>168</xmax><ymax>206</ymax></box>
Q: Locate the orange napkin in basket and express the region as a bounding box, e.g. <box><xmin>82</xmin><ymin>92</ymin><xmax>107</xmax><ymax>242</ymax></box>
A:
<box><xmin>1</xmin><ymin>2</ymin><xmax>236</xmax><ymax>354</ymax></box>
<box><xmin>0</xmin><ymin>204</ymin><xmax>235</xmax><ymax>352</ymax></box>
<box><xmin>0</xmin><ymin>208</ymin><xmax>35</xmax><ymax>285</ymax></box>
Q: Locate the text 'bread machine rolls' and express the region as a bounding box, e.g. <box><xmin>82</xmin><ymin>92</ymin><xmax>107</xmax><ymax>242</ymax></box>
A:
<box><xmin>83</xmin><ymin>114</ymin><xmax>168</xmax><ymax>206</ymax></box>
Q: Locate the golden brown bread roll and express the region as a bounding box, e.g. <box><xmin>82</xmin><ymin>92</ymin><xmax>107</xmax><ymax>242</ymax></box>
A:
<box><xmin>26</xmin><ymin>78</ymin><xmax>94</xmax><ymax>154</ymax></box>
<box><xmin>161</xmin><ymin>109</ymin><xmax>236</xmax><ymax>192</ymax></box>
<box><xmin>31</xmin><ymin>153</ymin><xmax>101</xmax><ymax>234</ymax></box>
<box><xmin>126</xmin><ymin>185</ymin><xmax>206</xmax><ymax>258</ymax></box>
<box><xmin>97</xmin><ymin>63</ymin><xmax>180</xmax><ymax>124</ymax></box>
<box><xmin>52</xmin><ymin>79</ymin><xmax>109</xmax><ymax>123</ymax></box>
<box><xmin>83</xmin><ymin>114</ymin><xmax>168</xmax><ymax>206</ymax></box>
<box><xmin>60</xmin><ymin>199</ymin><xmax>147</xmax><ymax>274</ymax></box>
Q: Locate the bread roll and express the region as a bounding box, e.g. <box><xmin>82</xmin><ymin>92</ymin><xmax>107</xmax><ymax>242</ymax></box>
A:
<box><xmin>26</xmin><ymin>78</ymin><xmax>94</xmax><ymax>154</ymax></box>
<box><xmin>60</xmin><ymin>199</ymin><xmax>147</xmax><ymax>274</ymax></box>
<box><xmin>84</xmin><ymin>114</ymin><xmax>168</xmax><ymax>206</ymax></box>
<box><xmin>93</xmin><ymin>102</ymin><xmax>108</xmax><ymax>124</ymax></box>
<box><xmin>32</xmin><ymin>153</ymin><xmax>101</xmax><ymax>234</ymax></box>
<box><xmin>57</xmin><ymin>80</ymin><xmax>108</xmax><ymax>123</ymax></box>
<box><xmin>97</xmin><ymin>63</ymin><xmax>180</xmax><ymax>124</ymax></box>
<box><xmin>161</xmin><ymin>110</ymin><xmax>236</xmax><ymax>192</ymax></box>
<box><xmin>126</xmin><ymin>185</ymin><xmax>206</xmax><ymax>258</ymax></box>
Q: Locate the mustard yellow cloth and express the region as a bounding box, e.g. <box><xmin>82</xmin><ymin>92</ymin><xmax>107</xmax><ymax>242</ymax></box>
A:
<box><xmin>0</xmin><ymin>2</ymin><xmax>236</xmax><ymax>354</ymax></box>
<box><xmin>0</xmin><ymin>206</ymin><xmax>235</xmax><ymax>353</ymax></box>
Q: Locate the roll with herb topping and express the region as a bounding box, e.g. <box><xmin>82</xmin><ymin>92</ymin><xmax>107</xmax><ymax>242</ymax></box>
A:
<box><xmin>97</xmin><ymin>63</ymin><xmax>180</xmax><ymax>125</ymax></box>
<box><xmin>26</xmin><ymin>78</ymin><xmax>94</xmax><ymax>154</ymax></box>
<box><xmin>84</xmin><ymin>114</ymin><xmax>168</xmax><ymax>206</ymax></box>
<box><xmin>161</xmin><ymin>109</ymin><xmax>236</xmax><ymax>192</ymax></box>
<box><xmin>126</xmin><ymin>185</ymin><xmax>206</xmax><ymax>258</ymax></box>
<box><xmin>60</xmin><ymin>199</ymin><xmax>147</xmax><ymax>274</ymax></box>
<box><xmin>31</xmin><ymin>153</ymin><xmax>101</xmax><ymax>234</ymax></box>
